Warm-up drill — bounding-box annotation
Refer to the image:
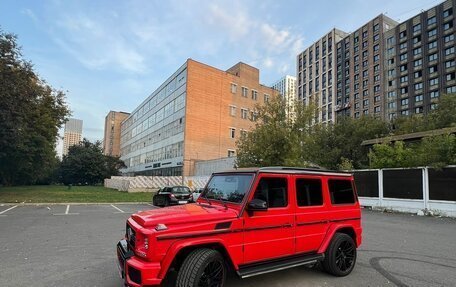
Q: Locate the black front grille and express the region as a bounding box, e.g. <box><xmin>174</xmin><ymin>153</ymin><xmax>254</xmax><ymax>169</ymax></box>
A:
<box><xmin>128</xmin><ymin>266</ymin><xmax>142</xmax><ymax>284</ymax></box>
<box><xmin>126</xmin><ymin>223</ymin><xmax>136</xmax><ymax>249</ymax></box>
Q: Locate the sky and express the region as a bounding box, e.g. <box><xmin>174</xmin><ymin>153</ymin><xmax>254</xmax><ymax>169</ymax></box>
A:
<box><xmin>0</xmin><ymin>0</ymin><xmax>443</xmax><ymax>147</ymax></box>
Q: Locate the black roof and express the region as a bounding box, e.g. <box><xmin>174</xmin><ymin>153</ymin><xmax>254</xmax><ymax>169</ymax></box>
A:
<box><xmin>213</xmin><ymin>166</ymin><xmax>352</xmax><ymax>177</ymax></box>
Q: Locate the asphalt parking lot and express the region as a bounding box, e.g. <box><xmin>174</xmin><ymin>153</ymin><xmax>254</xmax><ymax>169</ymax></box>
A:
<box><xmin>0</xmin><ymin>204</ymin><xmax>455</xmax><ymax>287</ymax></box>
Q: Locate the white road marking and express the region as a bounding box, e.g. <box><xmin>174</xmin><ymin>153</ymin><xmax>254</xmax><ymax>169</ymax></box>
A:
<box><xmin>53</xmin><ymin>204</ymin><xmax>79</xmax><ymax>215</ymax></box>
<box><xmin>111</xmin><ymin>204</ymin><xmax>125</xmax><ymax>213</ymax></box>
<box><xmin>0</xmin><ymin>205</ymin><xmax>18</xmax><ymax>215</ymax></box>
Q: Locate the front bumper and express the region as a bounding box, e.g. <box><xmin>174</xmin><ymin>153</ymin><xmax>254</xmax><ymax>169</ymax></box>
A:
<box><xmin>117</xmin><ymin>239</ymin><xmax>162</xmax><ymax>287</ymax></box>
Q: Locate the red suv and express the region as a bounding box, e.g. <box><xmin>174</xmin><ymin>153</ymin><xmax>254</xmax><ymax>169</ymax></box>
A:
<box><xmin>117</xmin><ymin>167</ymin><xmax>362</xmax><ymax>287</ymax></box>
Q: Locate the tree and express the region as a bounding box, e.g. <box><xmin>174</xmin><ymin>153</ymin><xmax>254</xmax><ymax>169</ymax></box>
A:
<box><xmin>0</xmin><ymin>29</ymin><xmax>70</xmax><ymax>185</ymax></box>
<box><xmin>59</xmin><ymin>139</ymin><xmax>125</xmax><ymax>185</ymax></box>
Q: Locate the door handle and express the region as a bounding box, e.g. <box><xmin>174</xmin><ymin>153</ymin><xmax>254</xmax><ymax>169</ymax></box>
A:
<box><xmin>283</xmin><ymin>223</ymin><xmax>293</xmax><ymax>228</ymax></box>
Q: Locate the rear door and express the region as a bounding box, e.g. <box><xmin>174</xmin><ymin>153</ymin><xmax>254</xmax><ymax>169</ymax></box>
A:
<box><xmin>294</xmin><ymin>175</ymin><xmax>330</xmax><ymax>254</ymax></box>
<box><xmin>242</xmin><ymin>174</ymin><xmax>295</xmax><ymax>263</ymax></box>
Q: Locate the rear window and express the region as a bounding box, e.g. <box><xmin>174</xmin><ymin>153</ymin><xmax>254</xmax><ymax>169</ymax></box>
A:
<box><xmin>296</xmin><ymin>178</ymin><xmax>323</xmax><ymax>206</ymax></box>
<box><xmin>328</xmin><ymin>179</ymin><xmax>355</xmax><ymax>204</ymax></box>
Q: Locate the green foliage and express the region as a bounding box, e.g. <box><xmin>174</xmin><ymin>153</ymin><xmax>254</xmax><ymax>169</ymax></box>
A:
<box><xmin>58</xmin><ymin>139</ymin><xmax>126</xmax><ymax>185</ymax></box>
<box><xmin>0</xmin><ymin>29</ymin><xmax>70</xmax><ymax>185</ymax></box>
<box><xmin>369</xmin><ymin>134</ymin><xmax>456</xmax><ymax>169</ymax></box>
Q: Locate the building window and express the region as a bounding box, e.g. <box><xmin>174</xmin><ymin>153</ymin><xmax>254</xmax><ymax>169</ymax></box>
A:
<box><xmin>429</xmin><ymin>78</ymin><xmax>439</xmax><ymax>86</ymax></box>
<box><xmin>374</xmin><ymin>95</ymin><xmax>380</xmax><ymax>103</ymax></box>
<box><xmin>400</xmin><ymin>64</ymin><xmax>408</xmax><ymax>72</ymax></box>
<box><xmin>414</xmin><ymin>70</ymin><xmax>423</xmax><ymax>78</ymax></box>
<box><xmin>427</xmin><ymin>16</ymin><xmax>436</xmax><ymax>26</ymax></box>
<box><xmin>264</xmin><ymin>94</ymin><xmax>270</xmax><ymax>102</ymax></box>
<box><xmin>241</xmin><ymin>108</ymin><xmax>248</xmax><ymax>119</ymax></box>
<box><xmin>445</xmin><ymin>46</ymin><xmax>455</xmax><ymax>56</ymax></box>
<box><xmin>444</xmin><ymin>34</ymin><xmax>455</xmax><ymax>43</ymax></box>
<box><xmin>399</xmin><ymin>30</ymin><xmax>407</xmax><ymax>39</ymax></box>
<box><xmin>401</xmin><ymin>98</ymin><xmax>409</xmax><ymax>106</ymax></box>
<box><xmin>428</xmin><ymin>41</ymin><xmax>437</xmax><ymax>49</ymax></box>
<box><xmin>387</xmin><ymin>36</ymin><xmax>395</xmax><ymax>45</ymax></box>
<box><xmin>241</xmin><ymin>87</ymin><xmax>248</xmax><ymax>97</ymax></box>
<box><xmin>388</xmin><ymin>102</ymin><xmax>396</xmax><ymax>109</ymax></box>
<box><xmin>415</xmin><ymin>107</ymin><xmax>423</xmax><ymax>114</ymax></box>
<box><xmin>401</xmin><ymin>110</ymin><xmax>410</xmax><ymax>116</ymax></box>
<box><xmin>415</xmin><ymin>95</ymin><xmax>423</xmax><ymax>102</ymax></box>
<box><xmin>227</xmin><ymin>150</ymin><xmax>236</xmax><ymax>157</ymax></box>
<box><xmin>388</xmin><ymin>69</ymin><xmax>396</xmax><ymax>77</ymax></box>
<box><xmin>447</xmin><ymin>86</ymin><xmax>456</xmax><ymax>93</ymax></box>
<box><xmin>229</xmin><ymin>128</ymin><xmax>236</xmax><ymax>139</ymax></box>
<box><xmin>447</xmin><ymin>72</ymin><xmax>456</xmax><ymax>82</ymax></box>
<box><xmin>429</xmin><ymin>53</ymin><xmax>438</xmax><ymax>62</ymax></box>
<box><xmin>430</xmin><ymin>90</ymin><xmax>439</xmax><ymax>98</ymax></box>
<box><xmin>413</xmin><ymin>35</ymin><xmax>421</xmax><ymax>44</ymax></box>
<box><xmin>413</xmin><ymin>47</ymin><xmax>422</xmax><ymax>56</ymax></box>
<box><xmin>444</xmin><ymin>8</ymin><xmax>453</xmax><ymax>18</ymax></box>
<box><xmin>374</xmin><ymin>85</ymin><xmax>380</xmax><ymax>93</ymax></box>
<box><xmin>400</xmin><ymin>42</ymin><xmax>407</xmax><ymax>50</ymax></box>
<box><xmin>413</xmin><ymin>23</ymin><xmax>421</xmax><ymax>33</ymax></box>
<box><xmin>363</xmin><ymin>99</ymin><xmax>369</xmax><ymax>106</ymax></box>
<box><xmin>229</xmin><ymin>105</ymin><xmax>236</xmax><ymax>117</ymax></box>
<box><xmin>444</xmin><ymin>21</ymin><xmax>453</xmax><ymax>31</ymax></box>
<box><xmin>373</xmin><ymin>54</ymin><xmax>380</xmax><ymax>62</ymax></box>
<box><xmin>400</xmin><ymin>75</ymin><xmax>408</xmax><ymax>83</ymax></box>
<box><xmin>400</xmin><ymin>53</ymin><xmax>407</xmax><ymax>61</ymax></box>
<box><xmin>373</xmin><ymin>23</ymin><xmax>379</xmax><ymax>32</ymax></box>
<box><xmin>429</xmin><ymin>65</ymin><xmax>438</xmax><ymax>73</ymax></box>
<box><xmin>413</xmin><ymin>59</ymin><xmax>422</xmax><ymax>67</ymax></box>
<box><xmin>445</xmin><ymin>59</ymin><xmax>455</xmax><ymax>68</ymax></box>
<box><xmin>374</xmin><ymin>65</ymin><xmax>379</xmax><ymax>72</ymax></box>
<box><xmin>400</xmin><ymin>87</ymin><xmax>408</xmax><ymax>94</ymax></box>
<box><xmin>414</xmin><ymin>82</ymin><xmax>423</xmax><ymax>91</ymax></box>
<box><xmin>251</xmin><ymin>90</ymin><xmax>258</xmax><ymax>100</ymax></box>
<box><xmin>428</xmin><ymin>29</ymin><xmax>437</xmax><ymax>37</ymax></box>
<box><xmin>230</xmin><ymin>83</ymin><xmax>237</xmax><ymax>94</ymax></box>
<box><xmin>374</xmin><ymin>106</ymin><xmax>381</xmax><ymax>113</ymax></box>
<box><xmin>373</xmin><ymin>34</ymin><xmax>379</xmax><ymax>42</ymax></box>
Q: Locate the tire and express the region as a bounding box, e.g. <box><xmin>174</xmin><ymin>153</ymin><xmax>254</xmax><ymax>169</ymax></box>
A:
<box><xmin>322</xmin><ymin>233</ymin><xmax>357</xmax><ymax>277</ymax></box>
<box><xmin>176</xmin><ymin>248</ymin><xmax>226</xmax><ymax>287</ymax></box>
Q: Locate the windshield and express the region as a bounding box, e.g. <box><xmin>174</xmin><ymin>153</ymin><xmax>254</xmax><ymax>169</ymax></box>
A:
<box><xmin>172</xmin><ymin>187</ymin><xmax>190</xmax><ymax>194</ymax></box>
<box><xmin>202</xmin><ymin>174</ymin><xmax>254</xmax><ymax>204</ymax></box>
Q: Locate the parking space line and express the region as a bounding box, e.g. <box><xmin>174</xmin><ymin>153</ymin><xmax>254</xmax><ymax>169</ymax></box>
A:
<box><xmin>111</xmin><ymin>204</ymin><xmax>125</xmax><ymax>213</ymax></box>
<box><xmin>53</xmin><ymin>204</ymin><xmax>79</xmax><ymax>216</ymax></box>
<box><xmin>0</xmin><ymin>205</ymin><xmax>18</xmax><ymax>216</ymax></box>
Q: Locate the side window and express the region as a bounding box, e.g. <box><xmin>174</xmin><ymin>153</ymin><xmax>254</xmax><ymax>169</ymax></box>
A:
<box><xmin>253</xmin><ymin>177</ymin><xmax>288</xmax><ymax>208</ymax></box>
<box><xmin>296</xmin><ymin>178</ymin><xmax>323</xmax><ymax>206</ymax></box>
<box><xmin>328</xmin><ymin>179</ymin><xmax>355</xmax><ymax>204</ymax></box>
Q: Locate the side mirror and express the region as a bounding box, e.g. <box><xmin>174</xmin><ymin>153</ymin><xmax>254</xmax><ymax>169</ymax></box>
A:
<box><xmin>248</xmin><ymin>198</ymin><xmax>268</xmax><ymax>211</ymax></box>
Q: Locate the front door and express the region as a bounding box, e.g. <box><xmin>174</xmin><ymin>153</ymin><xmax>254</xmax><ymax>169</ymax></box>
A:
<box><xmin>242</xmin><ymin>174</ymin><xmax>295</xmax><ymax>264</ymax></box>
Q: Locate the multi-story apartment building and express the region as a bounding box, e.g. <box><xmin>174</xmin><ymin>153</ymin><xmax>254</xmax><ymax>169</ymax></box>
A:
<box><xmin>62</xmin><ymin>118</ymin><xmax>83</xmax><ymax>156</ymax></box>
<box><xmin>384</xmin><ymin>0</ymin><xmax>456</xmax><ymax>119</ymax></box>
<box><xmin>271</xmin><ymin>75</ymin><xmax>297</xmax><ymax>119</ymax></box>
<box><xmin>103</xmin><ymin>111</ymin><xmax>130</xmax><ymax>157</ymax></box>
<box><xmin>120</xmin><ymin>59</ymin><xmax>277</xmax><ymax>176</ymax></box>
<box><xmin>297</xmin><ymin>29</ymin><xmax>348</xmax><ymax>124</ymax></box>
<box><xmin>336</xmin><ymin>15</ymin><xmax>398</xmax><ymax>119</ymax></box>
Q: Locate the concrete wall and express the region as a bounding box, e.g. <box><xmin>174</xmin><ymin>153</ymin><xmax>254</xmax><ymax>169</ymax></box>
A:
<box><xmin>194</xmin><ymin>157</ymin><xmax>236</xmax><ymax>176</ymax></box>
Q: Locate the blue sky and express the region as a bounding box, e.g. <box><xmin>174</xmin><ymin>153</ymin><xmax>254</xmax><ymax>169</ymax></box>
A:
<box><xmin>0</xmin><ymin>0</ymin><xmax>442</xmax><ymax>144</ymax></box>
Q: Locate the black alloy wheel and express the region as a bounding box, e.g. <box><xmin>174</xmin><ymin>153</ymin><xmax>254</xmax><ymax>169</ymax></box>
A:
<box><xmin>323</xmin><ymin>233</ymin><xmax>357</xmax><ymax>276</ymax></box>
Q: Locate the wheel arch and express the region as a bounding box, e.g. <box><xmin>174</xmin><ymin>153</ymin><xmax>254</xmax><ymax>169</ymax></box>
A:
<box><xmin>158</xmin><ymin>239</ymin><xmax>236</xmax><ymax>279</ymax></box>
<box><xmin>318</xmin><ymin>224</ymin><xmax>357</xmax><ymax>254</ymax></box>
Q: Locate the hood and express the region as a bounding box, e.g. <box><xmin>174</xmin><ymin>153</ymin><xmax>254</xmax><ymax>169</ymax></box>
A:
<box><xmin>131</xmin><ymin>203</ymin><xmax>239</xmax><ymax>228</ymax></box>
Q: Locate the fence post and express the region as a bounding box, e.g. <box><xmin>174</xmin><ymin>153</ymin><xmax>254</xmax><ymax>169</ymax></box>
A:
<box><xmin>423</xmin><ymin>167</ymin><xmax>429</xmax><ymax>210</ymax></box>
<box><xmin>378</xmin><ymin>169</ymin><xmax>383</xmax><ymax>207</ymax></box>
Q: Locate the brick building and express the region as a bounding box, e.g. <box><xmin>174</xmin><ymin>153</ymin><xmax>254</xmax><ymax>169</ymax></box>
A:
<box><xmin>103</xmin><ymin>111</ymin><xmax>130</xmax><ymax>156</ymax></box>
<box><xmin>120</xmin><ymin>59</ymin><xmax>277</xmax><ymax>176</ymax></box>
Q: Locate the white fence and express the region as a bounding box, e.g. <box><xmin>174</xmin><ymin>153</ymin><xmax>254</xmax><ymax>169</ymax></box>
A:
<box><xmin>104</xmin><ymin>176</ymin><xmax>210</xmax><ymax>192</ymax></box>
<box><xmin>355</xmin><ymin>167</ymin><xmax>456</xmax><ymax>218</ymax></box>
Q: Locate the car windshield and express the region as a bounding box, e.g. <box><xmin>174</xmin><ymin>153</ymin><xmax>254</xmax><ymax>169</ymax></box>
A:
<box><xmin>202</xmin><ymin>174</ymin><xmax>254</xmax><ymax>204</ymax></box>
<box><xmin>172</xmin><ymin>187</ymin><xmax>190</xmax><ymax>194</ymax></box>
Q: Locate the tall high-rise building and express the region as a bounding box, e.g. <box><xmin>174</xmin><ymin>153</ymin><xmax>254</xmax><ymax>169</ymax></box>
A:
<box><xmin>384</xmin><ymin>0</ymin><xmax>456</xmax><ymax>119</ymax></box>
<box><xmin>62</xmin><ymin>118</ymin><xmax>83</xmax><ymax>156</ymax></box>
<box><xmin>103</xmin><ymin>111</ymin><xmax>130</xmax><ymax>157</ymax></box>
<box><xmin>271</xmin><ymin>75</ymin><xmax>297</xmax><ymax>118</ymax></box>
<box><xmin>120</xmin><ymin>59</ymin><xmax>278</xmax><ymax>176</ymax></box>
<box><xmin>297</xmin><ymin>29</ymin><xmax>349</xmax><ymax>124</ymax></box>
<box><xmin>335</xmin><ymin>15</ymin><xmax>398</xmax><ymax>119</ymax></box>
<box><xmin>297</xmin><ymin>0</ymin><xmax>455</xmax><ymax>122</ymax></box>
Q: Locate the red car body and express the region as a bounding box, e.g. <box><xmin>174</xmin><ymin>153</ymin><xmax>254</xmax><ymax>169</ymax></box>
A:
<box><xmin>117</xmin><ymin>167</ymin><xmax>362</xmax><ymax>287</ymax></box>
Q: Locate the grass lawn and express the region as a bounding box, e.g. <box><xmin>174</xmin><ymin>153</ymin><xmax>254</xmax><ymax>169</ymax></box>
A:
<box><xmin>0</xmin><ymin>185</ymin><xmax>153</xmax><ymax>203</ymax></box>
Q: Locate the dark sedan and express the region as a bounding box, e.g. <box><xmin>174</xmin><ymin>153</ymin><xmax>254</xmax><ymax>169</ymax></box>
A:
<box><xmin>152</xmin><ymin>186</ymin><xmax>192</xmax><ymax>207</ymax></box>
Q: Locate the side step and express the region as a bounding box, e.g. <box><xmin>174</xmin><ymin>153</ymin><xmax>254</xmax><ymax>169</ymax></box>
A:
<box><xmin>237</xmin><ymin>253</ymin><xmax>325</xmax><ymax>278</ymax></box>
